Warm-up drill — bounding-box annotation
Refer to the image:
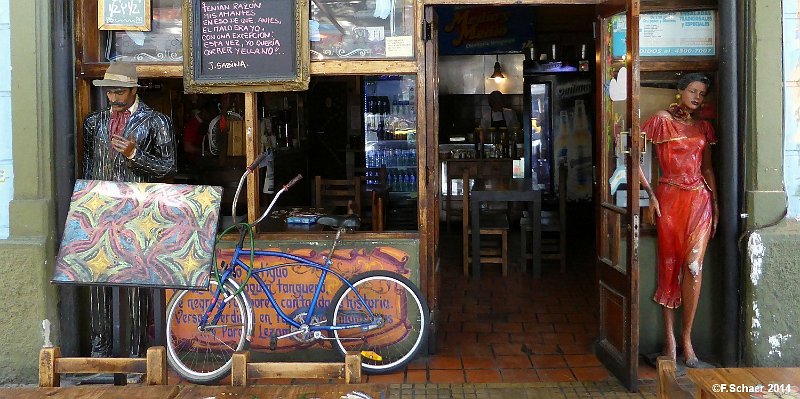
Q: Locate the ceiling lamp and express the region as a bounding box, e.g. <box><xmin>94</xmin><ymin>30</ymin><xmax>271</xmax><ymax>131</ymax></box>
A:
<box><xmin>490</xmin><ymin>55</ymin><xmax>506</xmax><ymax>83</ymax></box>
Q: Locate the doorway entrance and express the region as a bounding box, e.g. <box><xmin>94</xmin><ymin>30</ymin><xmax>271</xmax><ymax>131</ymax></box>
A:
<box><xmin>421</xmin><ymin>1</ymin><xmax>644</xmax><ymax>391</ymax></box>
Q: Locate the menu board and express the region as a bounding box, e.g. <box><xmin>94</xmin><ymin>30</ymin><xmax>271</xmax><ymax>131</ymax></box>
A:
<box><xmin>184</xmin><ymin>0</ymin><xmax>310</xmax><ymax>92</ymax></box>
<box><xmin>98</xmin><ymin>0</ymin><xmax>151</xmax><ymax>31</ymax></box>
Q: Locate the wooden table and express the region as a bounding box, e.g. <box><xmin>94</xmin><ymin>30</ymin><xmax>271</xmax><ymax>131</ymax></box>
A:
<box><xmin>469</xmin><ymin>177</ymin><xmax>542</xmax><ymax>278</ymax></box>
<box><xmin>687</xmin><ymin>367</ymin><xmax>800</xmax><ymax>398</ymax></box>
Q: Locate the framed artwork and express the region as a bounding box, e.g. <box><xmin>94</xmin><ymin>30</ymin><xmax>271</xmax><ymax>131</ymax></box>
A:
<box><xmin>98</xmin><ymin>0</ymin><xmax>152</xmax><ymax>31</ymax></box>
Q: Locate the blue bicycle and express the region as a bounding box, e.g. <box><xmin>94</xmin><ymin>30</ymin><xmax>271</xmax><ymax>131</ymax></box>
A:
<box><xmin>165</xmin><ymin>155</ymin><xmax>429</xmax><ymax>384</ymax></box>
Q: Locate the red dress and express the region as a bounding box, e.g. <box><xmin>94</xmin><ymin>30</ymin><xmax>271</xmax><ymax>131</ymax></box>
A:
<box><xmin>643</xmin><ymin>114</ymin><xmax>716</xmax><ymax>308</ymax></box>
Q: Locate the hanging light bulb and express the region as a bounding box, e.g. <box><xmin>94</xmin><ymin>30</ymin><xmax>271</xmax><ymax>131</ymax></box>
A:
<box><xmin>489</xmin><ymin>55</ymin><xmax>506</xmax><ymax>83</ymax></box>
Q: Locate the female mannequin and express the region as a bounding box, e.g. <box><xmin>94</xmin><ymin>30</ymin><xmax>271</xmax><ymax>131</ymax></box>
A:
<box><xmin>638</xmin><ymin>73</ymin><xmax>717</xmax><ymax>368</ymax></box>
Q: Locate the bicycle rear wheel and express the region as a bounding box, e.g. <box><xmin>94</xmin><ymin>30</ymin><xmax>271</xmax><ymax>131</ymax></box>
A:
<box><xmin>328</xmin><ymin>270</ymin><xmax>429</xmax><ymax>374</ymax></box>
<box><xmin>165</xmin><ymin>278</ymin><xmax>252</xmax><ymax>384</ymax></box>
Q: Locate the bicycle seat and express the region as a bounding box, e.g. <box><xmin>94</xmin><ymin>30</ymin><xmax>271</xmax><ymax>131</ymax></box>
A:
<box><xmin>317</xmin><ymin>215</ymin><xmax>361</xmax><ymax>230</ymax></box>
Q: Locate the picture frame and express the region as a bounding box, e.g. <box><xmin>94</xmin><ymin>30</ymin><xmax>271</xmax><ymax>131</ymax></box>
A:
<box><xmin>98</xmin><ymin>0</ymin><xmax>152</xmax><ymax>31</ymax></box>
<box><xmin>183</xmin><ymin>0</ymin><xmax>310</xmax><ymax>93</ymax></box>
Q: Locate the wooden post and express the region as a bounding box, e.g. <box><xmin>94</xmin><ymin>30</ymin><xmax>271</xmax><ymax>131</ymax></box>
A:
<box><xmin>344</xmin><ymin>352</ymin><xmax>361</xmax><ymax>384</ymax></box>
<box><xmin>231</xmin><ymin>351</ymin><xmax>250</xmax><ymax>386</ymax></box>
<box><xmin>38</xmin><ymin>347</ymin><xmax>61</xmax><ymax>388</ymax></box>
<box><xmin>145</xmin><ymin>346</ymin><xmax>167</xmax><ymax>385</ymax></box>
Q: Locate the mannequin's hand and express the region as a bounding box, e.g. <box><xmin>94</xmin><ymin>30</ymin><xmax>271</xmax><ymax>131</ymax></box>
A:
<box><xmin>646</xmin><ymin>196</ymin><xmax>661</xmax><ymax>224</ymax></box>
<box><xmin>111</xmin><ymin>136</ymin><xmax>136</xmax><ymax>159</ymax></box>
<box><xmin>652</xmin><ymin>197</ymin><xmax>661</xmax><ymax>217</ymax></box>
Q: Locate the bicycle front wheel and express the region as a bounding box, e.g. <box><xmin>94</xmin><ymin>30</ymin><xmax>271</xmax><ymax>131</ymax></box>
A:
<box><xmin>165</xmin><ymin>278</ymin><xmax>252</xmax><ymax>384</ymax></box>
<box><xmin>328</xmin><ymin>270</ymin><xmax>429</xmax><ymax>374</ymax></box>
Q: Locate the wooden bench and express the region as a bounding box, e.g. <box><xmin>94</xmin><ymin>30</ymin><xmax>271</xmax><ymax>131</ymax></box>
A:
<box><xmin>230</xmin><ymin>351</ymin><xmax>361</xmax><ymax>386</ymax></box>
<box><xmin>39</xmin><ymin>346</ymin><xmax>168</xmax><ymax>387</ymax></box>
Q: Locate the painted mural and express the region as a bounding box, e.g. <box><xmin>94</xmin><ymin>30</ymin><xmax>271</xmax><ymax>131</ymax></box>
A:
<box><xmin>169</xmin><ymin>238</ymin><xmax>419</xmax><ymax>354</ymax></box>
<box><xmin>53</xmin><ymin>180</ymin><xmax>222</xmax><ymax>288</ymax></box>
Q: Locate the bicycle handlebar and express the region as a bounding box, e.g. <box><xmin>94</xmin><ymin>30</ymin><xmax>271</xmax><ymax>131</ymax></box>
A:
<box><xmin>284</xmin><ymin>174</ymin><xmax>303</xmax><ymax>190</ymax></box>
<box><xmin>247</xmin><ymin>152</ymin><xmax>269</xmax><ymax>171</ymax></box>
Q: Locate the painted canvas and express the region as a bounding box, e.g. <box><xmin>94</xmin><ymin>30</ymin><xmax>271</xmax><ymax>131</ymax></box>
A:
<box><xmin>53</xmin><ymin>180</ymin><xmax>222</xmax><ymax>289</ymax></box>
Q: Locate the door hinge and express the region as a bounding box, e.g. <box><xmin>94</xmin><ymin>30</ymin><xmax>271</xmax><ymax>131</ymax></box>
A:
<box><xmin>422</xmin><ymin>22</ymin><xmax>432</xmax><ymax>42</ymax></box>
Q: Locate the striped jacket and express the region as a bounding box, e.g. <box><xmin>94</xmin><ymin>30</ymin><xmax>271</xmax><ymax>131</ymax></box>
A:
<box><xmin>82</xmin><ymin>102</ymin><xmax>176</xmax><ymax>182</ymax></box>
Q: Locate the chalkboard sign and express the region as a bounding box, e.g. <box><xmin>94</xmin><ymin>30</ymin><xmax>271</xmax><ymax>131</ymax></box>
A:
<box><xmin>183</xmin><ymin>0</ymin><xmax>310</xmax><ymax>93</ymax></box>
<box><xmin>98</xmin><ymin>0</ymin><xmax>152</xmax><ymax>31</ymax></box>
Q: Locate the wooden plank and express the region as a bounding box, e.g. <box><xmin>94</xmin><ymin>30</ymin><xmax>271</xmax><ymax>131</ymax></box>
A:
<box><xmin>310</xmin><ymin>60</ymin><xmax>417</xmax><ymax>75</ymax></box>
<box><xmin>55</xmin><ymin>357</ymin><xmax>147</xmax><ymax>374</ymax></box>
<box><xmin>244</xmin><ymin>92</ymin><xmax>260</xmax><ymax>228</ymax></box>
<box><xmin>39</xmin><ymin>347</ymin><xmax>60</xmax><ymax>388</ymax></box>
<box><xmin>344</xmin><ymin>352</ymin><xmax>361</xmax><ymax>384</ymax></box>
<box><xmin>745</xmin><ymin>367</ymin><xmax>800</xmax><ymax>386</ymax></box>
<box><xmin>231</xmin><ymin>351</ymin><xmax>250</xmax><ymax>387</ymax></box>
<box><xmin>249</xmin><ymin>231</ymin><xmax>420</xmax><ymax>240</ymax></box>
<box><xmin>656</xmin><ymin>356</ymin><xmax>691</xmax><ymax>399</ymax></box>
<box><xmin>246</xmin><ymin>362</ymin><xmax>346</xmax><ymax>380</ymax></box>
<box><xmin>175</xmin><ymin>384</ymin><xmax>386</xmax><ymax>399</ymax></box>
<box><xmin>10</xmin><ymin>385</ymin><xmax>180</xmax><ymax>399</ymax></box>
<box><xmin>78</xmin><ymin>63</ymin><xmax>183</xmax><ymax>79</ymax></box>
<box><xmin>145</xmin><ymin>346</ymin><xmax>167</xmax><ymax>386</ymax></box>
<box><xmin>426</xmin><ymin>0</ymin><xmax>601</xmax><ymax>4</ymax></box>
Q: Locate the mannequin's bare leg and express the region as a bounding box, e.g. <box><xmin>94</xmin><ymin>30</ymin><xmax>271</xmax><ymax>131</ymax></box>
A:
<box><xmin>663</xmin><ymin>307</ymin><xmax>677</xmax><ymax>361</ymax></box>
<box><xmin>681</xmin><ymin>266</ymin><xmax>702</xmax><ymax>363</ymax></box>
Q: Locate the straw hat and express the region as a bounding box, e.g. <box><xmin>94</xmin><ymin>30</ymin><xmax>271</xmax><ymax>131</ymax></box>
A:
<box><xmin>92</xmin><ymin>61</ymin><xmax>141</xmax><ymax>88</ymax></box>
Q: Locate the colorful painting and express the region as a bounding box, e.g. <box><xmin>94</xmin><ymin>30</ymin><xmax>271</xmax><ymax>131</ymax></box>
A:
<box><xmin>53</xmin><ymin>180</ymin><xmax>222</xmax><ymax>289</ymax></box>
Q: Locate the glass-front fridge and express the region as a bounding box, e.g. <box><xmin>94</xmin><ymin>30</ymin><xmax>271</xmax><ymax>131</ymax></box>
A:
<box><xmin>523</xmin><ymin>60</ymin><xmax>594</xmax><ymax>202</ymax></box>
<box><xmin>363</xmin><ymin>75</ymin><xmax>417</xmax><ymax>229</ymax></box>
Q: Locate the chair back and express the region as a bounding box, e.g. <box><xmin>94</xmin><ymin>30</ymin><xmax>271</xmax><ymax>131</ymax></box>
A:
<box><xmin>359</xmin><ymin>166</ymin><xmax>387</xmax><ymax>231</ymax></box>
<box><xmin>461</xmin><ymin>169</ymin><xmax>470</xmax><ymax>231</ymax></box>
<box><xmin>315</xmin><ymin>176</ymin><xmax>361</xmax><ymax>216</ymax></box>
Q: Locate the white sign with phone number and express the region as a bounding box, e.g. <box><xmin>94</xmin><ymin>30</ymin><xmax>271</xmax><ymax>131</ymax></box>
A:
<box><xmin>640</xmin><ymin>11</ymin><xmax>715</xmax><ymax>56</ymax></box>
<box><xmin>612</xmin><ymin>11</ymin><xmax>715</xmax><ymax>57</ymax></box>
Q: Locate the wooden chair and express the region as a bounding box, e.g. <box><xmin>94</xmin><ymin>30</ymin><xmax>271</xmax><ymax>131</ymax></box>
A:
<box><xmin>521</xmin><ymin>161</ymin><xmax>567</xmax><ymax>273</ymax></box>
<box><xmin>462</xmin><ymin>170</ymin><xmax>509</xmax><ymax>276</ymax></box>
<box><xmin>315</xmin><ymin>176</ymin><xmax>361</xmax><ymax>218</ymax></box>
<box><xmin>39</xmin><ymin>346</ymin><xmax>168</xmax><ymax>387</ymax></box>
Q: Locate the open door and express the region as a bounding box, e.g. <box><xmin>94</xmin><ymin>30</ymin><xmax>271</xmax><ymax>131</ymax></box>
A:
<box><xmin>594</xmin><ymin>0</ymin><xmax>641</xmax><ymax>392</ymax></box>
<box><xmin>422</xmin><ymin>5</ymin><xmax>441</xmax><ymax>352</ymax></box>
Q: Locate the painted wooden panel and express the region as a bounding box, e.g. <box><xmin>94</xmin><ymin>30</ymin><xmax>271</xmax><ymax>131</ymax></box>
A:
<box><xmin>53</xmin><ymin>180</ymin><xmax>222</xmax><ymax>289</ymax></box>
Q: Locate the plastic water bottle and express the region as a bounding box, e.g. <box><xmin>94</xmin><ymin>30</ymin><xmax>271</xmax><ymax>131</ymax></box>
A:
<box><xmin>409</xmin><ymin>172</ymin><xmax>416</xmax><ymax>192</ymax></box>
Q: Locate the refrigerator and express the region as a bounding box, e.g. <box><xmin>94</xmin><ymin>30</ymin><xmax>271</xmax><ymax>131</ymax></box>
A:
<box><xmin>523</xmin><ymin>60</ymin><xmax>594</xmax><ymax>202</ymax></box>
<box><xmin>363</xmin><ymin>76</ymin><xmax>418</xmax><ymax>229</ymax></box>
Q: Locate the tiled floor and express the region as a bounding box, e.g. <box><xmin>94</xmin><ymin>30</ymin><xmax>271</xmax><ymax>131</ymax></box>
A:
<box><xmin>362</xmin><ymin>223</ymin><xmax>661</xmax><ymax>386</ymax></box>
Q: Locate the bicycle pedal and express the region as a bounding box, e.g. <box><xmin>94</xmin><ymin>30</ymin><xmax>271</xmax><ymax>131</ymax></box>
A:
<box><xmin>360</xmin><ymin>350</ymin><xmax>382</xmax><ymax>362</ymax></box>
<box><xmin>269</xmin><ymin>334</ymin><xmax>277</xmax><ymax>351</ymax></box>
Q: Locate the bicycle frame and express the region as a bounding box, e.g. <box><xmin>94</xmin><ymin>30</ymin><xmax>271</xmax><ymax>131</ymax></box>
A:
<box><xmin>198</xmin><ymin>240</ymin><xmax>381</xmax><ymax>342</ymax></box>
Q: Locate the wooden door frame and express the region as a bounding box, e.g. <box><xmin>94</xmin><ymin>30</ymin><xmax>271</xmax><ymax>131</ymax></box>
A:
<box><xmin>593</xmin><ymin>0</ymin><xmax>641</xmax><ymax>391</ymax></box>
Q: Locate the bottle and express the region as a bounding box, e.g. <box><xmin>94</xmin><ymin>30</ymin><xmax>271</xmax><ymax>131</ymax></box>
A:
<box><xmin>553</xmin><ymin>110</ymin><xmax>571</xmax><ymax>194</ymax></box>
<box><xmin>578</xmin><ymin>44</ymin><xmax>590</xmax><ymax>72</ymax></box>
<box><xmin>409</xmin><ymin>172</ymin><xmax>416</xmax><ymax>192</ymax></box>
<box><xmin>569</xmin><ymin>100</ymin><xmax>593</xmax><ymax>200</ymax></box>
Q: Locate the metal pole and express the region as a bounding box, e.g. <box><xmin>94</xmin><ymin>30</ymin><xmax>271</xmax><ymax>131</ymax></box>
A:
<box><xmin>51</xmin><ymin>0</ymin><xmax>79</xmax><ymax>357</ymax></box>
<box><xmin>718</xmin><ymin>0</ymin><xmax>741</xmax><ymax>367</ymax></box>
